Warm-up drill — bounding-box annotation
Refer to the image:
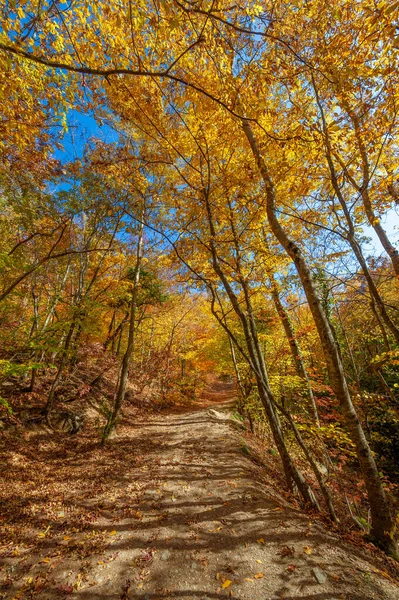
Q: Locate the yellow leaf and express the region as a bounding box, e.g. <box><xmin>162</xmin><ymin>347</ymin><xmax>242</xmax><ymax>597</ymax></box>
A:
<box><xmin>75</xmin><ymin>573</ymin><xmax>82</xmax><ymax>590</ymax></box>
<box><xmin>256</xmin><ymin>538</ymin><xmax>265</xmax><ymax>544</ymax></box>
<box><xmin>109</xmin><ymin>530</ymin><xmax>117</xmax><ymax>536</ymax></box>
<box><xmin>63</xmin><ymin>536</ymin><xmax>71</xmax><ymax>541</ymax></box>
<box><xmin>41</xmin><ymin>557</ymin><xmax>50</xmax><ymax>563</ymax></box>
<box><xmin>386</xmin><ymin>1</ymin><xmax>399</xmax><ymax>14</ymax></box>
<box><xmin>256</xmin><ymin>559</ymin><xmax>263</xmax><ymax>564</ymax></box>
<box><xmin>304</xmin><ymin>545</ymin><xmax>312</xmax><ymax>555</ymax></box>
<box><xmin>254</xmin><ymin>572</ymin><xmax>264</xmax><ymax>579</ymax></box>
<box><xmin>221</xmin><ymin>579</ymin><xmax>232</xmax><ymax>588</ymax></box>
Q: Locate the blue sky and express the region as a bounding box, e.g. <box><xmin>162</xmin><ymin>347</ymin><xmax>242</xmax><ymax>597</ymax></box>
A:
<box><xmin>362</xmin><ymin>208</ymin><xmax>399</xmax><ymax>257</ymax></box>
<box><xmin>57</xmin><ymin>109</ymin><xmax>399</xmax><ymax>259</ymax></box>
<box><xmin>54</xmin><ymin>109</ymin><xmax>118</xmax><ymax>163</ymax></box>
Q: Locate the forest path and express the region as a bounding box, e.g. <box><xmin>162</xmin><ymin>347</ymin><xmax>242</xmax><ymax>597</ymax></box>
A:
<box><xmin>2</xmin><ymin>382</ymin><xmax>399</xmax><ymax>600</ymax></box>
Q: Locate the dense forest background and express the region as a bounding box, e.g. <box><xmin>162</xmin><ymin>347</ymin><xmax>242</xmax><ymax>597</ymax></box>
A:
<box><xmin>1</xmin><ymin>0</ymin><xmax>399</xmax><ymax>561</ymax></box>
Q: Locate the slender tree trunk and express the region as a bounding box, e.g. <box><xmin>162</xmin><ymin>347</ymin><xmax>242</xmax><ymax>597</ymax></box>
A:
<box><xmin>268</xmin><ymin>274</ymin><xmax>320</xmax><ymax>427</ymax></box>
<box><xmin>324</xmin><ymin>79</ymin><xmax>399</xmax><ymax>277</ymax></box>
<box><xmin>227</xmin><ymin>332</ymin><xmax>247</xmax><ymax>408</ymax></box>
<box><xmin>369</xmin><ymin>300</ymin><xmax>391</xmax><ymax>352</ymax></box>
<box><xmin>161</xmin><ymin>324</ymin><xmax>176</xmax><ymax>399</ymax></box>
<box><xmin>104</xmin><ymin>308</ymin><xmax>116</xmax><ymax>349</ymax></box>
<box><xmin>104</xmin><ymin>312</ymin><xmax>129</xmax><ymax>352</ymax></box>
<box><xmin>31</xmin><ymin>259</ymin><xmax>72</xmax><ymax>390</ymax></box>
<box><xmin>312</xmin><ymin>78</ymin><xmax>399</xmax><ymax>344</ymax></box>
<box><xmin>275</xmin><ymin>399</ymin><xmax>337</xmax><ymax>522</ymax></box>
<box><xmin>116</xmin><ymin>324</ymin><xmax>123</xmax><ymax>356</ymax></box>
<box><xmin>42</xmin><ymin>260</ymin><xmax>71</xmax><ymax>331</ymax></box>
<box><xmin>348</xmin><ymin>113</ymin><xmax>399</xmax><ymax>277</ymax></box>
<box><xmin>362</xmin><ymin>192</ymin><xmax>399</xmax><ymax>277</ymax></box>
<box><xmin>349</xmin><ymin>237</ymin><xmax>399</xmax><ymax>345</ymax></box>
<box><xmin>43</xmin><ymin>319</ymin><xmax>77</xmax><ymax>420</ymax></box>
<box><xmin>335</xmin><ymin>307</ymin><xmax>361</xmax><ymax>388</ymax></box>
<box><xmin>102</xmin><ymin>214</ymin><xmax>144</xmax><ymax>442</ymax></box>
<box><xmin>204</xmin><ymin>193</ymin><xmax>319</xmax><ymax>508</ymax></box>
<box><xmin>242</xmin><ymin>120</ymin><xmax>398</xmax><ymax>558</ymax></box>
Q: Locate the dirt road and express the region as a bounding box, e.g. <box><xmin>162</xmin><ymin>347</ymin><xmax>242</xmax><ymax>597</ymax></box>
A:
<box><xmin>1</xmin><ymin>387</ymin><xmax>399</xmax><ymax>599</ymax></box>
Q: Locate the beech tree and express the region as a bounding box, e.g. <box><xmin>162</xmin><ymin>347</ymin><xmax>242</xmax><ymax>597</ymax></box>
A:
<box><xmin>1</xmin><ymin>0</ymin><xmax>398</xmax><ymax>557</ymax></box>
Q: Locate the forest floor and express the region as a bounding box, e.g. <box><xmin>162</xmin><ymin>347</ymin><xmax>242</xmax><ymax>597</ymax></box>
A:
<box><xmin>1</xmin><ymin>381</ymin><xmax>399</xmax><ymax>600</ymax></box>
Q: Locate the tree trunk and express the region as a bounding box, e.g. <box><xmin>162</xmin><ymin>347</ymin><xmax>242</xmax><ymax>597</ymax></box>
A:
<box><xmin>43</xmin><ymin>319</ymin><xmax>77</xmax><ymax>421</ymax></box>
<box><xmin>313</xmin><ymin>76</ymin><xmax>399</xmax><ymax>344</ymax></box>
<box><xmin>268</xmin><ymin>274</ymin><xmax>320</xmax><ymax>427</ymax></box>
<box><xmin>102</xmin><ymin>214</ymin><xmax>144</xmax><ymax>442</ymax></box>
<box><xmin>204</xmin><ymin>193</ymin><xmax>319</xmax><ymax>509</ymax></box>
<box><xmin>346</xmin><ymin>235</ymin><xmax>399</xmax><ymax>345</ymax></box>
<box><xmin>242</xmin><ymin>120</ymin><xmax>398</xmax><ymax>558</ymax></box>
<box><xmin>275</xmin><ymin>399</ymin><xmax>337</xmax><ymax>522</ymax></box>
<box><xmin>227</xmin><ymin>331</ymin><xmax>247</xmax><ymax>410</ymax></box>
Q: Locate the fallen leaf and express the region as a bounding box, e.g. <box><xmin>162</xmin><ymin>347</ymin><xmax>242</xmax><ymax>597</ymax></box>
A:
<box><xmin>221</xmin><ymin>579</ymin><xmax>232</xmax><ymax>588</ymax></box>
<box><xmin>41</xmin><ymin>558</ymin><xmax>51</xmax><ymax>564</ymax></box>
<box><xmin>35</xmin><ymin>576</ymin><xmax>47</xmax><ymax>591</ymax></box>
<box><xmin>304</xmin><ymin>545</ymin><xmax>312</xmax><ymax>555</ymax></box>
<box><xmin>109</xmin><ymin>530</ymin><xmax>117</xmax><ymax>536</ymax></box>
<box><xmin>287</xmin><ymin>564</ymin><xmax>297</xmax><ymax>572</ymax></box>
<box><xmin>75</xmin><ymin>573</ymin><xmax>82</xmax><ymax>590</ymax></box>
<box><xmin>279</xmin><ymin>545</ymin><xmax>295</xmax><ymax>557</ymax></box>
<box><xmin>256</xmin><ymin>559</ymin><xmax>263</xmax><ymax>564</ymax></box>
<box><xmin>256</xmin><ymin>538</ymin><xmax>265</xmax><ymax>544</ymax></box>
<box><xmin>38</xmin><ymin>526</ymin><xmax>51</xmax><ymax>539</ymax></box>
<box><xmin>254</xmin><ymin>572</ymin><xmax>264</xmax><ymax>579</ymax></box>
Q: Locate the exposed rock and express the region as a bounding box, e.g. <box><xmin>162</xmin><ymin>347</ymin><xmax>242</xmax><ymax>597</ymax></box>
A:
<box><xmin>312</xmin><ymin>566</ymin><xmax>328</xmax><ymax>584</ymax></box>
